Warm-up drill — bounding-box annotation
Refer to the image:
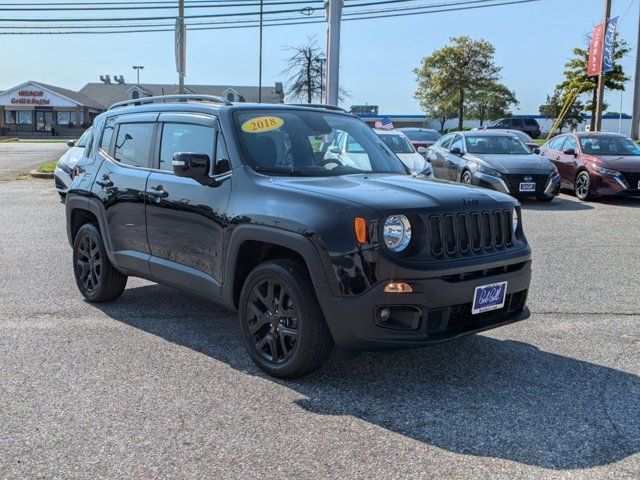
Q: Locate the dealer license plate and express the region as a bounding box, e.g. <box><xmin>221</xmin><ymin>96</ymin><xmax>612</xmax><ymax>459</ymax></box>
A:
<box><xmin>472</xmin><ymin>281</ymin><xmax>508</xmax><ymax>315</ymax></box>
<box><xmin>519</xmin><ymin>182</ymin><xmax>536</xmax><ymax>192</ymax></box>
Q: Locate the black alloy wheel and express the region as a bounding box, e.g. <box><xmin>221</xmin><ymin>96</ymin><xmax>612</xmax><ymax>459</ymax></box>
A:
<box><xmin>246</xmin><ymin>277</ymin><xmax>299</xmax><ymax>364</ymax></box>
<box><xmin>239</xmin><ymin>259</ymin><xmax>333</xmax><ymax>378</ymax></box>
<box><xmin>73</xmin><ymin>223</ymin><xmax>127</xmax><ymax>303</ymax></box>
<box><xmin>574</xmin><ymin>171</ymin><xmax>592</xmax><ymax>201</ymax></box>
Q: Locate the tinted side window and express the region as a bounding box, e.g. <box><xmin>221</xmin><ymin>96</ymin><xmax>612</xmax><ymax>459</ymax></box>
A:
<box><xmin>548</xmin><ymin>136</ymin><xmax>566</xmax><ymax>151</ymax></box>
<box><xmin>523</xmin><ymin>118</ymin><xmax>538</xmax><ymax>126</ymax></box>
<box><xmin>440</xmin><ymin>134</ymin><xmax>454</xmax><ymax>149</ymax></box>
<box><xmin>113</xmin><ymin>123</ymin><xmax>155</xmax><ymax>168</ymax></box>
<box><xmin>160</xmin><ymin>123</ymin><xmax>216</xmax><ymax>172</ymax></box>
<box><xmin>100</xmin><ymin>117</ymin><xmax>115</xmax><ymax>153</ymax></box>
<box><xmin>563</xmin><ymin>136</ymin><xmax>578</xmax><ymax>152</ymax></box>
<box><xmin>450</xmin><ymin>135</ymin><xmax>464</xmax><ymax>152</ymax></box>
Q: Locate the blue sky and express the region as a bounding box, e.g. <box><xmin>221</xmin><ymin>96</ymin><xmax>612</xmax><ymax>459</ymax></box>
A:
<box><xmin>1</xmin><ymin>0</ymin><xmax>638</xmax><ymax>114</ymax></box>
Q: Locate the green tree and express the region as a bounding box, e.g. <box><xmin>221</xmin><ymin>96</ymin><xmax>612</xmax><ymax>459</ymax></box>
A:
<box><xmin>419</xmin><ymin>90</ymin><xmax>457</xmax><ymax>132</ymax></box>
<box><xmin>467</xmin><ymin>82</ymin><xmax>519</xmax><ymax>126</ymax></box>
<box><xmin>557</xmin><ymin>35</ymin><xmax>629</xmax><ymax>130</ymax></box>
<box><xmin>539</xmin><ymin>89</ymin><xmax>585</xmax><ymax>134</ymax></box>
<box><xmin>414</xmin><ymin>36</ymin><xmax>501</xmax><ymax>130</ymax></box>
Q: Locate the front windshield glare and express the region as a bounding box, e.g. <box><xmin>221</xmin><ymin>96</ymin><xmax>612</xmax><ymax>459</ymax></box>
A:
<box><xmin>403</xmin><ymin>130</ymin><xmax>441</xmax><ymax>142</ymax></box>
<box><xmin>579</xmin><ymin>136</ymin><xmax>640</xmax><ymax>156</ymax></box>
<box><xmin>466</xmin><ymin>135</ymin><xmax>531</xmax><ymax>155</ymax></box>
<box><xmin>379</xmin><ymin>134</ymin><xmax>415</xmax><ymax>154</ymax></box>
<box><xmin>234</xmin><ymin>110</ymin><xmax>407</xmax><ymax>176</ymax></box>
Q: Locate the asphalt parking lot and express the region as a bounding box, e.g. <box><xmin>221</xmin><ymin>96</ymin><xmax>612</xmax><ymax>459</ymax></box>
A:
<box><xmin>0</xmin><ymin>178</ymin><xmax>639</xmax><ymax>479</ymax></box>
<box><xmin>0</xmin><ymin>142</ymin><xmax>69</xmax><ymax>181</ymax></box>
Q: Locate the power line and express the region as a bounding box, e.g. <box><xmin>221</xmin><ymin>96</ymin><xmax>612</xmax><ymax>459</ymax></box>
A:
<box><xmin>0</xmin><ymin>0</ymin><xmax>542</xmax><ymax>34</ymax></box>
<box><xmin>0</xmin><ymin>0</ymin><xmax>322</xmax><ymax>12</ymax></box>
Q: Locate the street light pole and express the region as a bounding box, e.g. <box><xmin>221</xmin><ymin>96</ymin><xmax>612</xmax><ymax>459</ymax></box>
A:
<box><xmin>631</xmin><ymin>2</ymin><xmax>640</xmax><ymax>139</ymax></box>
<box><xmin>258</xmin><ymin>0</ymin><xmax>263</xmax><ymax>103</ymax></box>
<box><xmin>132</xmin><ymin>65</ymin><xmax>144</xmax><ymax>85</ymax></box>
<box><xmin>178</xmin><ymin>0</ymin><xmax>185</xmax><ymax>94</ymax></box>
<box><xmin>325</xmin><ymin>0</ymin><xmax>343</xmax><ymax>106</ymax></box>
<box><xmin>594</xmin><ymin>0</ymin><xmax>612</xmax><ymax>131</ymax></box>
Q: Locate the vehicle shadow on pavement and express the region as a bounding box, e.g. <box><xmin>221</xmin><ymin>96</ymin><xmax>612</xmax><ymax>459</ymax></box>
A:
<box><xmin>96</xmin><ymin>284</ymin><xmax>640</xmax><ymax>471</ymax></box>
<box><xmin>519</xmin><ymin>196</ymin><xmax>594</xmax><ymax>211</ymax></box>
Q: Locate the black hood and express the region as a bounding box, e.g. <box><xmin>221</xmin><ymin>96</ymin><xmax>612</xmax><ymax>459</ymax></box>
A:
<box><xmin>273</xmin><ymin>174</ymin><xmax>516</xmax><ymax>214</ymax></box>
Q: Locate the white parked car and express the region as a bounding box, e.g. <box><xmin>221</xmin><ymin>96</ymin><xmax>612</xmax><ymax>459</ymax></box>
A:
<box><xmin>54</xmin><ymin>128</ymin><xmax>92</xmax><ymax>198</ymax></box>
<box><xmin>374</xmin><ymin>129</ymin><xmax>434</xmax><ymax>177</ymax></box>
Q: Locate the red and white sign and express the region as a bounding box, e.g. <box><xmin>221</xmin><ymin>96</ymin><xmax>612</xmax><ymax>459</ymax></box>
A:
<box><xmin>588</xmin><ymin>22</ymin><xmax>605</xmax><ymax>77</ymax></box>
<box><xmin>10</xmin><ymin>90</ymin><xmax>50</xmax><ymax>105</ymax></box>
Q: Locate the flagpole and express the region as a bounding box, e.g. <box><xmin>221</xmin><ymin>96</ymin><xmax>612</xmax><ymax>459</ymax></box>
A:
<box><xmin>595</xmin><ymin>0</ymin><xmax>613</xmax><ymax>131</ymax></box>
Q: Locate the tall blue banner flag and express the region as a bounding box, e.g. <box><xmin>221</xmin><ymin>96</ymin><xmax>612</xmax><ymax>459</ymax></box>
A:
<box><xmin>602</xmin><ymin>16</ymin><xmax>618</xmax><ymax>73</ymax></box>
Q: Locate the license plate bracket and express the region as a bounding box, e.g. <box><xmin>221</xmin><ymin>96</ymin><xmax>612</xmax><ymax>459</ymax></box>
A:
<box><xmin>472</xmin><ymin>281</ymin><xmax>508</xmax><ymax>315</ymax></box>
<box><xmin>519</xmin><ymin>182</ymin><xmax>536</xmax><ymax>192</ymax></box>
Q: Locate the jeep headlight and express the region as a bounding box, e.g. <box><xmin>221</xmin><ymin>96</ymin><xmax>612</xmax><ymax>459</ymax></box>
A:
<box><xmin>383</xmin><ymin>215</ymin><xmax>412</xmax><ymax>252</ymax></box>
<box><xmin>512</xmin><ymin>208</ymin><xmax>520</xmax><ymax>233</ymax></box>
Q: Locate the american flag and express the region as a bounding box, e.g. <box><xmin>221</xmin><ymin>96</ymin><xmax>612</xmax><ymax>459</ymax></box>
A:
<box><xmin>375</xmin><ymin>117</ymin><xmax>394</xmax><ymax>130</ymax></box>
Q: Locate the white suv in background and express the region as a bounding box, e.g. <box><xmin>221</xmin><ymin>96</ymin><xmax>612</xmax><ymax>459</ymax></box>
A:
<box><xmin>54</xmin><ymin>128</ymin><xmax>92</xmax><ymax>198</ymax></box>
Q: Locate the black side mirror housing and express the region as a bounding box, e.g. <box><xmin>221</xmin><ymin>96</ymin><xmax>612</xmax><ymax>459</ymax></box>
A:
<box><xmin>449</xmin><ymin>147</ymin><xmax>462</xmax><ymax>155</ymax></box>
<box><xmin>67</xmin><ymin>140</ymin><xmax>75</xmax><ymax>147</ymax></box>
<box><xmin>173</xmin><ymin>152</ymin><xmax>210</xmax><ymax>181</ymax></box>
<box><xmin>563</xmin><ymin>148</ymin><xmax>577</xmax><ymax>156</ymax></box>
<box><xmin>533</xmin><ymin>147</ymin><xmax>541</xmax><ymax>154</ymax></box>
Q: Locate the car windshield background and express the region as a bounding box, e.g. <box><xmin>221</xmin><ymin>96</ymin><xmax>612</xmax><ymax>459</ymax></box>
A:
<box><xmin>380</xmin><ymin>134</ymin><xmax>415</xmax><ymax>154</ymax></box>
<box><xmin>579</xmin><ymin>136</ymin><xmax>640</xmax><ymax>156</ymax></box>
<box><xmin>76</xmin><ymin>129</ymin><xmax>92</xmax><ymax>148</ymax></box>
<box><xmin>403</xmin><ymin>130</ymin><xmax>441</xmax><ymax>142</ymax></box>
<box><xmin>466</xmin><ymin>135</ymin><xmax>531</xmax><ymax>155</ymax></box>
<box><xmin>234</xmin><ymin>110</ymin><xmax>407</xmax><ymax>176</ymax></box>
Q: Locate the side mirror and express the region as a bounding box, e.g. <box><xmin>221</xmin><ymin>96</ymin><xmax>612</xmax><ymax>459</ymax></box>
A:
<box><xmin>417</xmin><ymin>146</ymin><xmax>427</xmax><ymax>155</ymax></box>
<box><xmin>67</xmin><ymin>140</ymin><xmax>75</xmax><ymax>147</ymax></box>
<box><xmin>533</xmin><ymin>147</ymin><xmax>541</xmax><ymax>154</ymax></box>
<box><xmin>328</xmin><ymin>145</ymin><xmax>342</xmax><ymax>155</ymax></box>
<box><xmin>563</xmin><ymin>148</ymin><xmax>577</xmax><ymax>156</ymax></box>
<box><xmin>173</xmin><ymin>152</ymin><xmax>210</xmax><ymax>181</ymax></box>
<box><xmin>449</xmin><ymin>147</ymin><xmax>462</xmax><ymax>155</ymax></box>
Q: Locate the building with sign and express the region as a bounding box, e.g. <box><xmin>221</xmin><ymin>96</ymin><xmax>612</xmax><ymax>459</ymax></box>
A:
<box><xmin>0</xmin><ymin>79</ymin><xmax>285</xmax><ymax>138</ymax></box>
<box><xmin>0</xmin><ymin>81</ymin><xmax>103</xmax><ymax>137</ymax></box>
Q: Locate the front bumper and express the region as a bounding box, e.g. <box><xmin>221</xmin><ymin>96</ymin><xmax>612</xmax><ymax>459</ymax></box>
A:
<box><xmin>592</xmin><ymin>172</ymin><xmax>640</xmax><ymax>197</ymax></box>
<box><xmin>473</xmin><ymin>172</ymin><xmax>560</xmax><ymax>198</ymax></box>
<box><xmin>318</xmin><ymin>258</ymin><xmax>532</xmax><ymax>349</ymax></box>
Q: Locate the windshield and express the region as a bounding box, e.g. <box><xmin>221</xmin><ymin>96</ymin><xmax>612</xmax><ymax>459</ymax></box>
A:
<box><xmin>234</xmin><ymin>109</ymin><xmax>407</xmax><ymax>176</ymax></box>
<box><xmin>402</xmin><ymin>130</ymin><xmax>441</xmax><ymax>142</ymax></box>
<box><xmin>580</xmin><ymin>136</ymin><xmax>640</xmax><ymax>156</ymax></box>
<box><xmin>466</xmin><ymin>135</ymin><xmax>531</xmax><ymax>155</ymax></box>
<box><xmin>379</xmin><ymin>133</ymin><xmax>415</xmax><ymax>154</ymax></box>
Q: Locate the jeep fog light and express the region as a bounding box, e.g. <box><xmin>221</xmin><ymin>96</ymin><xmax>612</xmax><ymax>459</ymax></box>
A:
<box><xmin>384</xmin><ymin>282</ymin><xmax>413</xmax><ymax>293</ymax></box>
<box><xmin>383</xmin><ymin>215</ymin><xmax>412</xmax><ymax>252</ymax></box>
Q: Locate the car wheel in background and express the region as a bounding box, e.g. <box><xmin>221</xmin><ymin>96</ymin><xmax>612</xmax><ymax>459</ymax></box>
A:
<box><xmin>574</xmin><ymin>171</ymin><xmax>593</xmax><ymax>201</ymax></box>
<box><xmin>73</xmin><ymin>223</ymin><xmax>127</xmax><ymax>303</ymax></box>
<box><xmin>461</xmin><ymin>171</ymin><xmax>472</xmax><ymax>184</ymax></box>
<box><xmin>239</xmin><ymin>259</ymin><xmax>333</xmax><ymax>378</ymax></box>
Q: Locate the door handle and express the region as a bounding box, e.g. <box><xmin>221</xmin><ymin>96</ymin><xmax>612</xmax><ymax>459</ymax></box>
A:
<box><xmin>148</xmin><ymin>185</ymin><xmax>168</xmax><ymax>198</ymax></box>
<box><xmin>95</xmin><ymin>179</ymin><xmax>113</xmax><ymax>188</ymax></box>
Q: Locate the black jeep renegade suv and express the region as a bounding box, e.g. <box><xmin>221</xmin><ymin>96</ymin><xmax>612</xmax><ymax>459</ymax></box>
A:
<box><xmin>65</xmin><ymin>95</ymin><xmax>532</xmax><ymax>378</ymax></box>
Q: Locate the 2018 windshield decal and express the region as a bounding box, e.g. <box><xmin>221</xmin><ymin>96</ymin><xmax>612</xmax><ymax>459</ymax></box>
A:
<box><xmin>241</xmin><ymin>116</ymin><xmax>284</xmax><ymax>133</ymax></box>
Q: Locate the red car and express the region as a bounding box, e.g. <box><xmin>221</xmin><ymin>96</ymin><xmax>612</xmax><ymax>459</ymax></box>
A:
<box><xmin>540</xmin><ymin>132</ymin><xmax>640</xmax><ymax>201</ymax></box>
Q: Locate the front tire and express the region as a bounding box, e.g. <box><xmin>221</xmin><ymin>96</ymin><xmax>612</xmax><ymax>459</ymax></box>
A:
<box><xmin>461</xmin><ymin>170</ymin><xmax>472</xmax><ymax>184</ymax></box>
<box><xmin>73</xmin><ymin>223</ymin><xmax>127</xmax><ymax>303</ymax></box>
<box><xmin>574</xmin><ymin>171</ymin><xmax>593</xmax><ymax>201</ymax></box>
<box><xmin>239</xmin><ymin>259</ymin><xmax>333</xmax><ymax>378</ymax></box>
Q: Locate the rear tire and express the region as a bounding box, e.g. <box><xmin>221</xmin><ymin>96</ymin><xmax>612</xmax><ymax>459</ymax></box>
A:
<box><xmin>239</xmin><ymin>259</ymin><xmax>333</xmax><ymax>378</ymax></box>
<box><xmin>73</xmin><ymin>223</ymin><xmax>127</xmax><ymax>303</ymax></box>
<box><xmin>574</xmin><ymin>171</ymin><xmax>593</xmax><ymax>201</ymax></box>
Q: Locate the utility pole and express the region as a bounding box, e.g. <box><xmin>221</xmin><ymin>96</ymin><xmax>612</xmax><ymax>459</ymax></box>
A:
<box><xmin>631</xmin><ymin>2</ymin><xmax>640</xmax><ymax>139</ymax></box>
<box><xmin>594</xmin><ymin>0</ymin><xmax>612</xmax><ymax>131</ymax></box>
<box><xmin>132</xmin><ymin>65</ymin><xmax>144</xmax><ymax>85</ymax></box>
<box><xmin>318</xmin><ymin>57</ymin><xmax>325</xmax><ymax>103</ymax></box>
<box><xmin>258</xmin><ymin>0</ymin><xmax>263</xmax><ymax>103</ymax></box>
<box><xmin>325</xmin><ymin>0</ymin><xmax>342</xmax><ymax>106</ymax></box>
<box><xmin>177</xmin><ymin>0</ymin><xmax>185</xmax><ymax>94</ymax></box>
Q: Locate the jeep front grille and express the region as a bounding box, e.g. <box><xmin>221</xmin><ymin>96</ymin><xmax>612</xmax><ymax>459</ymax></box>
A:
<box><xmin>428</xmin><ymin>209</ymin><xmax>513</xmax><ymax>258</ymax></box>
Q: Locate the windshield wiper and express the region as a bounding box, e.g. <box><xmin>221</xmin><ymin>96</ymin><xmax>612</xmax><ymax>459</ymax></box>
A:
<box><xmin>255</xmin><ymin>166</ymin><xmax>309</xmax><ymax>177</ymax></box>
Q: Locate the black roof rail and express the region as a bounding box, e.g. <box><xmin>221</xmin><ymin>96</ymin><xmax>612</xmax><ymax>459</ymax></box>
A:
<box><xmin>108</xmin><ymin>94</ymin><xmax>232</xmax><ymax>110</ymax></box>
<box><xmin>286</xmin><ymin>103</ymin><xmax>348</xmax><ymax>113</ymax></box>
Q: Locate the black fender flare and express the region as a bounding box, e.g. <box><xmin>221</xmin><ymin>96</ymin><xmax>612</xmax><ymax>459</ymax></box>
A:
<box><xmin>221</xmin><ymin>224</ymin><xmax>339</xmax><ymax>309</ymax></box>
